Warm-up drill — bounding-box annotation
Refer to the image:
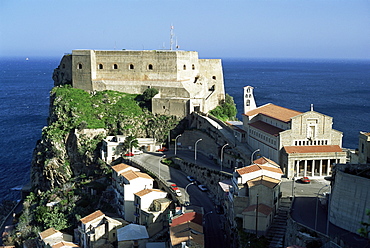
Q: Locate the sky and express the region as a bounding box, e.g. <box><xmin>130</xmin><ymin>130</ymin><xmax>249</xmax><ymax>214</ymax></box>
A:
<box><xmin>1</xmin><ymin>0</ymin><xmax>369</xmax><ymax>60</ymax></box>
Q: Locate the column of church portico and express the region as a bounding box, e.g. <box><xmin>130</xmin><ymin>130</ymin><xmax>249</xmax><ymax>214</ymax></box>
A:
<box><xmin>311</xmin><ymin>160</ymin><xmax>315</xmax><ymax>177</ymax></box>
<box><xmin>304</xmin><ymin>160</ymin><xmax>308</xmax><ymax>177</ymax></box>
<box><xmin>327</xmin><ymin>159</ymin><xmax>331</xmax><ymax>176</ymax></box>
<box><xmin>319</xmin><ymin>160</ymin><xmax>323</xmax><ymax>177</ymax></box>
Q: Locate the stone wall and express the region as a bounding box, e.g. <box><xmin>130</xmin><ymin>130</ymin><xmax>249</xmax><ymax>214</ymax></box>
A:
<box><xmin>285</xmin><ymin>216</ymin><xmax>330</xmax><ymax>248</ymax></box>
<box><xmin>330</xmin><ymin>169</ymin><xmax>370</xmax><ymax>234</ymax></box>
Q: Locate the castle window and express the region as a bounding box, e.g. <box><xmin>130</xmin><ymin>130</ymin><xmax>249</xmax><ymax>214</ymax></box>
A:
<box><xmin>98</xmin><ymin>64</ymin><xmax>103</xmax><ymax>69</ymax></box>
<box><xmin>183</xmin><ymin>65</ymin><xmax>186</xmax><ymax>70</ymax></box>
<box><xmin>192</xmin><ymin>64</ymin><xmax>195</xmax><ymax>70</ymax></box>
<box><xmin>129</xmin><ymin>64</ymin><xmax>134</xmax><ymax>70</ymax></box>
<box><xmin>212</xmin><ymin>76</ymin><xmax>216</xmax><ymax>80</ymax></box>
<box><xmin>78</xmin><ymin>63</ymin><xmax>82</xmax><ymax>69</ymax></box>
<box><xmin>148</xmin><ymin>64</ymin><xmax>153</xmax><ymax>70</ymax></box>
<box><xmin>62</xmin><ymin>64</ymin><xmax>65</xmax><ymax>69</ymax></box>
<box><xmin>246</xmin><ymin>100</ymin><xmax>250</xmax><ymax>106</ymax></box>
<box><xmin>113</xmin><ymin>64</ymin><xmax>118</xmax><ymax>69</ymax></box>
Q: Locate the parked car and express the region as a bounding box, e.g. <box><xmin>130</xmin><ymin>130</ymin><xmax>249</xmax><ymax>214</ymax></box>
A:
<box><xmin>132</xmin><ymin>150</ymin><xmax>143</xmax><ymax>155</ymax></box>
<box><xmin>170</xmin><ymin>184</ymin><xmax>182</xmax><ymax>196</ymax></box>
<box><xmin>299</xmin><ymin>177</ymin><xmax>311</xmax><ymax>184</ymax></box>
<box><xmin>157</xmin><ymin>147</ymin><xmax>168</xmax><ymax>152</ymax></box>
<box><xmin>187</xmin><ymin>176</ymin><xmax>196</xmax><ymax>182</ymax></box>
<box><xmin>124</xmin><ymin>152</ymin><xmax>134</xmax><ymax>157</ymax></box>
<box><xmin>198</xmin><ymin>185</ymin><xmax>208</xmax><ymax>192</ymax></box>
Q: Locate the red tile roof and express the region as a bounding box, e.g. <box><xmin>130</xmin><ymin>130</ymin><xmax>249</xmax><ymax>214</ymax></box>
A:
<box><xmin>244</xmin><ymin>103</ymin><xmax>302</xmax><ymax>123</ymax></box>
<box><xmin>170</xmin><ymin>212</ymin><xmax>203</xmax><ymax>227</ymax></box>
<box><xmin>243</xmin><ymin>203</ymin><xmax>273</xmax><ymax>216</ymax></box>
<box><xmin>249</xmin><ymin>120</ymin><xmax>284</xmax><ymax>136</ymax></box>
<box><xmin>112</xmin><ymin>163</ymin><xmax>132</xmax><ymax>173</ymax></box>
<box><xmin>80</xmin><ymin>210</ymin><xmax>104</xmax><ymax>224</ymax></box>
<box><xmin>236</xmin><ymin>164</ymin><xmax>260</xmax><ymax>175</ymax></box>
<box><xmin>254</xmin><ymin>157</ymin><xmax>279</xmax><ymax>167</ymax></box>
<box><xmin>39</xmin><ymin>227</ymin><xmax>61</xmax><ymax>240</ymax></box>
<box><xmin>284</xmin><ymin>145</ymin><xmax>342</xmax><ymax>154</ymax></box>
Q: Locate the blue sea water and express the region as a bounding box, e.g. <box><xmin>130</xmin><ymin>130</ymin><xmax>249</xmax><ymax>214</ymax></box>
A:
<box><xmin>0</xmin><ymin>57</ymin><xmax>369</xmax><ymax>203</ymax></box>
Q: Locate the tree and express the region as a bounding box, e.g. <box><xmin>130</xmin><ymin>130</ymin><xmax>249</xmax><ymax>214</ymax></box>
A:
<box><xmin>142</xmin><ymin>88</ymin><xmax>159</xmax><ymax>101</ymax></box>
<box><xmin>209</xmin><ymin>93</ymin><xmax>237</xmax><ymax>121</ymax></box>
<box><xmin>358</xmin><ymin>209</ymin><xmax>370</xmax><ymax>239</ymax></box>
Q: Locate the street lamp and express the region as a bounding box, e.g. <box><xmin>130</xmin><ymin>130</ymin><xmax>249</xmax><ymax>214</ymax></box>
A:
<box><xmin>220</xmin><ymin>143</ymin><xmax>229</xmax><ymax>171</ymax></box>
<box><xmin>250</xmin><ymin>149</ymin><xmax>260</xmax><ymax>165</ymax></box>
<box><xmin>185</xmin><ymin>182</ymin><xmax>195</xmax><ymax>205</ymax></box>
<box><xmin>175</xmin><ymin>134</ymin><xmax>182</xmax><ymax>155</ymax></box>
<box><xmin>315</xmin><ymin>185</ymin><xmax>329</xmax><ymax>231</ymax></box>
<box><xmin>194</xmin><ymin>139</ymin><xmax>202</xmax><ymax>163</ymax></box>
<box><xmin>159</xmin><ymin>155</ymin><xmax>166</xmax><ymax>180</ymax></box>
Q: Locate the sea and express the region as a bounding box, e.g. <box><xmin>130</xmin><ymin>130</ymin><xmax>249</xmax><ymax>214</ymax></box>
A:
<box><xmin>0</xmin><ymin>57</ymin><xmax>369</xmax><ymax>204</ymax></box>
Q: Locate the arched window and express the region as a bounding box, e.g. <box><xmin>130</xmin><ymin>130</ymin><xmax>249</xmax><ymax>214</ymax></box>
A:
<box><xmin>98</xmin><ymin>64</ymin><xmax>103</xmax><ymax>69</ymax></box>
<box><xmin>183</xmin><ymin>65</ymin><xmax>186</xmax><ymax>70</ymax></box>
<box><xmin>78</xmin><ymin>63</ymin><xmax>82</xmax><ymax>69</ymax></box>
<box><xmin>148</xmin><ymin>64</ymin><xmax>153</xmax><ymax>70</ymax></box>
<box><xmin>129</xmin><ymin>64</ymin><xmax>134</xmax><ymax>70</ymax></box>
<box><xmin>212</xmin><ymin>76</ymin><xmax>216</xmax><ymax>80</ymax></box>
<box><xmin>192</xmin><ymin>64</ymin><xmax>195</xmax><ymax>70</ymax></box>
<box><xmin>113</xmin><ymin>64</ymin><xmax>118</xmax><ymax>69</ymax></box>
<box><xmin>62</xmin><ymin>64</ymin><xmax>65</xmax><ymax>69</ymax></box>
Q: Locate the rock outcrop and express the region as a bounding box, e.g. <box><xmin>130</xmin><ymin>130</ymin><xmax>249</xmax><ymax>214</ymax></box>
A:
<box><xmin>30</xmin><ymin>86</ymin><xmax>183</xmax><ymax>192</ymax></box>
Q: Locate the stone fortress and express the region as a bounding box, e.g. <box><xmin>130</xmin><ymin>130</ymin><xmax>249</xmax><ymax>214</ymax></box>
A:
<box><xmin>53</xmin><ymin>49</ymin><xmax>226</xmax><ymax>117</ymax></box>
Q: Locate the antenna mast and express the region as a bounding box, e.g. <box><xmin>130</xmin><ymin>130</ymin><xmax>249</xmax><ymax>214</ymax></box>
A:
<box><xmin>170</xmin><ymin>25</ymin><xmax>174</xmax><ymax>50</ymax></box>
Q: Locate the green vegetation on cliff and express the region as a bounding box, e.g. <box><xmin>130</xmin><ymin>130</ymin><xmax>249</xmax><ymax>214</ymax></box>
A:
<box><xmin>209</xmin><ymin>93</ymin><xmax>238</xmax><ymax>121</ymax></box>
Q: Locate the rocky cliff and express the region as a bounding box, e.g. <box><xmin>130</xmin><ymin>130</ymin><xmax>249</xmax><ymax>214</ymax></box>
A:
<box><xmin>30</xmin><ymin>86</ymin><xmax>183</xmax><ymax>192</ymax></box>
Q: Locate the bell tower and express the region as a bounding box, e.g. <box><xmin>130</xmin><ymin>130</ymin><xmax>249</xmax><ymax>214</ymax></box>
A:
<box><xmin>244</xmin><ymin>86</ymin><xmax>257</xmax><ymax>114</ymax></box>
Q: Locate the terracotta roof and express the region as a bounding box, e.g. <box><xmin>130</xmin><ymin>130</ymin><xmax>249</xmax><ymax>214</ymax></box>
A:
<box><xmin>243</xmin><ymin>204</ymin><xmax>273</xmax><ymax>216</ymax></box>
<box><xmin>112</xmin><ymin>163</ymin><xmax>134</xmax><ymax>173</ymax></box>
<box><xmin>134</xmin><ymin>188</ymin><xmax>164</xmax><ymax>197</ymax></box>
<box><xmin>80</xmin><ymin>210</ymin><xmax>104</xmax><ymax>224</ymax></box>
<box><xmin>284</xmin><ymin>145</ymin><xmax>342</xmax><ymax>154</ymax></box>
<box><xmin>247</xmin><ymin>176</ymin><xmax>281</xmax><ymax>189</ymax></box>
<box><xmin>237</xmin><ymin>163</ymin><xmax>283</xmax><ymax>176</ymax></box>
<box><xmin>170</xmin><ymin>221</ymin><xmax>204</xmax><ymax>247</ymax></box>
<box><xmin>236</xmin><ymin>164</ymin><xmax>261</xmax><ymax>175</ymax></box>
<box><xmin>52</xmin><ymin>241</ymin><xmax>79</xmax><ymax>248</ymax></box>
<box><xmin>259</xmin><ymin>165</ymin><xmax>283</xmax><ymax>174</ymax></box>
<box><xmin>244</xmin><ymin>103</ymin><xmax>302</xmax><ymax>123</ymax></box>
<box><xmin>39</xmin><ymin>228</ymin><xmax>61</xmax><ymax>240</ymax></box>
<box><xmin>170</xmin><ymin>212</ymin><xmax>203</xmax><ymax>227</ymax></box>
<box><xmin>121</xmin><ymin>170</ymin><xmax>153</xmax><ymax>181</ymax></box>
<box><xmin>254</xmin><ymin>157</ymin><xmax>279</xmax><ymax>167</ymax></box>
<box><xmin>249</xmin><ymin>120</ymin><xmax>284</xmax><ymax>136</ymax></box>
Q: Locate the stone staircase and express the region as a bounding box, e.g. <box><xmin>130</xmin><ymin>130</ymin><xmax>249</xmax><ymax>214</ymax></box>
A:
<box><xmin>266</xmin><ymin>198</ymin><xmax>291</xmax><ymax>248</ymax></box>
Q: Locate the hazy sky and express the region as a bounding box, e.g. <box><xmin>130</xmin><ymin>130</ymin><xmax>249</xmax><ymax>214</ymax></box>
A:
<box><xmin>1</xmin><ymin>0</ymin><xmax>369</xmax><ymax>59</ymax></box>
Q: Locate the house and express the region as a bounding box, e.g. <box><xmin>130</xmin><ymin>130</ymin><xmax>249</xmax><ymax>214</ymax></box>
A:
<box><xmin>38</xmin><ymin>227</ymin><xmax>76</xmax><ymax>248</ymax></box>
<box><xmin>78</xmin><ymin>210</ymin><xmax>127</xmax><ymax>248</ymax></box>
<box><xmin>117</xmin><ymin>224</ymin><xmax>149</xmax><ymax>248</ymax></box>
<box><xmin>358</xmin><ymin>131</ymin><xmax>370</xmax><ymax>164</ymax></box>
<box><xmin>242</xmin><ymin>85</ymin><xmax>347</xmax><ymax>178</ymax></box>
<box><xmin>223</xmin><ymin>157</ymin><xmax>283</xmax><ymax>235</ymax></box>
<box><xmin>101</xmin><ymin>135</ymin><xmax>157</xmax><ymax>163</ymax></box>
<box><xmin>133</xmin><ymin>188</ymin><xmax>171</xmax><ymax>237</ymax></box>
<box><xmin>111</xmin><ymin>165</ymin><xmax>154</xmax><ymax>222</ymax></box>
<box><xmin>169</xmin><ymin>212</ymin><xmax>204</xmax><ymax>248</ymax></box>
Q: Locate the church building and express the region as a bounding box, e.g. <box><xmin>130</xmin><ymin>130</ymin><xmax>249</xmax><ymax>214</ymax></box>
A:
<box><xmin>242</xmin><ymin>86</ymin><xmax>346</xmax><ymax>178</ymax></box>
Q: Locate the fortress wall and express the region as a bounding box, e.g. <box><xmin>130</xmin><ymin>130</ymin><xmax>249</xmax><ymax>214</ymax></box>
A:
<box><xmin>72</xmin><ymin>50</ymin><xmax>94</xmax><ymax>91</ymax></box>
<box><xmin>330</xmin><ymin>170</ymin><xmax>370</xmax><ymax>234</ymax></box>
<box><xmin>198</xmin><ymin>59</ymin><xmax>225</xmax><ymax>112</ymax></box>
<box><xmin>93</xmin><ymin>50</ymin><xmax>179</xmax><ymax>82</ymax></box>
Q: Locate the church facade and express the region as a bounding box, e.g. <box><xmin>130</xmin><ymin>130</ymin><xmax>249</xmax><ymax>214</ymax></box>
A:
<box><xmin>242</xmin><ymin>86</ymin><xmax>346</xmax><ymax>178</ymax></box>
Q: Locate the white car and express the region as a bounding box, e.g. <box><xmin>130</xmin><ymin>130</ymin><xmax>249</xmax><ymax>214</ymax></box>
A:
<box><xmin>175</xmin><ymin>189</ymin><xmax>182</xmax><ymax>197</ymax></box>
<box><xmin>132</xmin><ymin>150</ymin><xmax>143</xmax><ymax>155</ymax></box>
